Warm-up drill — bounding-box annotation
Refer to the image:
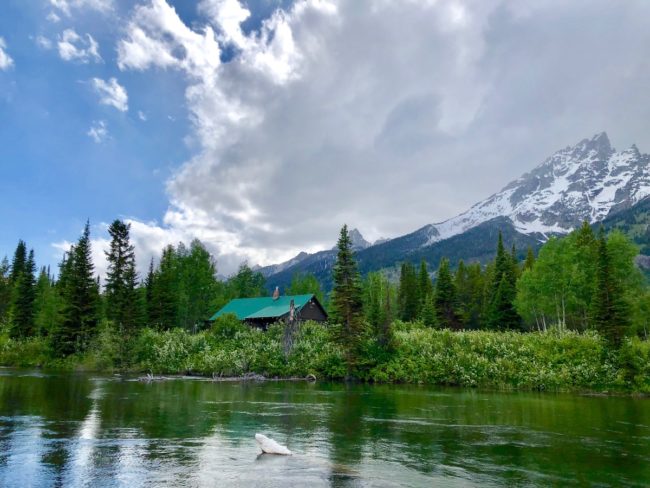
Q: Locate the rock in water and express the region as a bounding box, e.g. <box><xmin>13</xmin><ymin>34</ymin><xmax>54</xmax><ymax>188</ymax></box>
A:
<box><xmin>255</xmin><ymin>433</ymin><xmax>292</xmax><ymax>455</ymax></box>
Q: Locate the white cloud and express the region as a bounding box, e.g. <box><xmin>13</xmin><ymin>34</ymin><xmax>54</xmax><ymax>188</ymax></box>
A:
<box><xmin>57</xmin><ymin>29</ymin><xmax>101</xmax><ymax>63</ymax></box>
<box><xmin>47</xmin><ymin>11</ymin><xmax>61</xmax><ymax>23</ymax></box>
<box><xmin>115</xmin><ymin>0</ymin><xmax>650</xmax><ymax>274</ymax></box>
<box><xmin>0</xmin><ymin>38</ymin><xmax>14</xmax><ymax>70</ymax></box>
<box><xmin>49</xmin><ymin>0</ymin><xmax>113</xmax><ymax>17</ymax></box>
<box><xmin>138</xmin><ymin>110</ymin><xmax>147</xmax><ymax>121</ymax></box>
<box><xmin>87</xmin><ymin>120</ymin><xmax>108</xmax><ymax>143</ymax></box>
<box><xmin>91</xmin><ymin>77</ymin><xmax>128</xmax><ymax>112</ymax></box>
<box><xmin>35</xmin><ymin>35</ymin><xmax>53</xmax><ymax>50</ymax></box>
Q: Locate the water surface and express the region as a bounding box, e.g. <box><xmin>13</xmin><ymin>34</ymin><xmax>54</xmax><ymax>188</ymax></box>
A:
<box><xmin>0</xmin><ymin>369</ymin><xmax>648</xmax><ymax>487</ymax></box>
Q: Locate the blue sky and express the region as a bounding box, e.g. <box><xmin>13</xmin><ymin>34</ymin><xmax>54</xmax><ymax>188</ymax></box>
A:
<box><xmin>1</xmin><ymin>0</ymin><xmax>650</xmax><ymax>277</ymax></box>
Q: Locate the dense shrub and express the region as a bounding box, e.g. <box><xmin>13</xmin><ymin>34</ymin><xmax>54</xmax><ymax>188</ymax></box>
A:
<box><xmin>1</xmin><ymin>321</ymin><xmax>648</xmax><ymax>392</ymax></box>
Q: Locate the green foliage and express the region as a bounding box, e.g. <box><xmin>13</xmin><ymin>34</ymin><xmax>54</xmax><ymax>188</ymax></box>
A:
<box><xmin>0</xmin><ymin>257</ymin><xmax>10</xmax><ymax>325</ymax></box>
<box><xmin>455</xmin><ymin>261</ymin><xmax>484</xmax><ymax>329</ymax></box>
<box><xmin>51</xmin><ymin>221</ymin><xmax>100</xmax><ymax>356</ymax></box>
<box><xmin>370</xmin><ymin>328</ymin><xmax>618</xmax><ymax>390</ymax></box>
<box><xmin>209</xmin><ymin>313</ymin><xmax>247</xmax><ymax>340</ymax></box>
<box><xmin>398</xmin><ymin>262</ymin><xmax>419</xmax><ymax>321</ymax></box>
<box><xmin>486</xmin><ymin>232</ymin><xmax>521</xmax><ymax>330</ymax></box>
<box><xmin>287</xmin><ymin>272</ymin><xmax>324</xmax><ymax>303</ymax></box>
<box><xmin>10</xmin><ymin>249</ymin><xmax>36</xmax><ymax>338</ymax></box>
<box><xmin>434</xmin><ymin>258</ymin><xmax>460</xmax><ymax>329</ymax></box>
<box><xmin>104</xmin><ymin>220</ymin><xmax>141</xmax><ymax>333</ymax></box>
<box><xmin>331</xmin><ymin>225</ymin><xmax>365</xmax><ymax>372</ymax></box>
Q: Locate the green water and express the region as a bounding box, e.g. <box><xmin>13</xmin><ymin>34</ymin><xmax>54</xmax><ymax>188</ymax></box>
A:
<box><xmin>0</xmin><ymin>369</ymin><xmax>649</xmax><ymax>487</ymax></box>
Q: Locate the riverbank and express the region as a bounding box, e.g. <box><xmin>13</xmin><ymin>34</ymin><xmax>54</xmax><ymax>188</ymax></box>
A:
<box><xmin>1</xmin><ymin>321</ymin><xmax>649</xmax><ymax>392</ymax></box>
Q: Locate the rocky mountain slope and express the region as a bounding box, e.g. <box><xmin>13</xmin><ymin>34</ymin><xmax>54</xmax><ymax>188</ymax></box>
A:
<box><xmin>262</xmin><ymin>133</ymin><xmax>650</xmax><ymax>289</ymax></box>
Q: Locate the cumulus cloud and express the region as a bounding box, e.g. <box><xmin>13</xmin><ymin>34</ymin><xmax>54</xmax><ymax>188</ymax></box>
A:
<box><xmin>57</xmin><ymin>29</ymin><xmax>101</xmax><ymax>63</ymax></box>
<box><xmin>0</xmin><ymin>37</ymin><xmax>14</xmax><ymax>70</ymax></box>
<box><xmin>91</xmin><ymin>77</ymin><xmax>128</xmax><ymax>112</ymax></box>
<box><xmin>115</xmin><ymin>0</ymin><xmax>650</xmax><ymax>274</ymax></box>
<box><xmin>87</xmin><ymin>120</ymin><xmax>108</xmax><ymax>143</ymax></box>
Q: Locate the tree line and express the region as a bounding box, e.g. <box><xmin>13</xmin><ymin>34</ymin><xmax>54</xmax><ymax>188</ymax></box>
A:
<box><xmin>0</xmin><ymin>220</ymin><xmax>269</xmax><ymax>357</ymax></box>
<box><xmin>328</xmin><ymin>222</ymin><xmax>648</xmax><ymax>370</ymax></box>
<box><xmin>1</xmin><ymin>219</ymin><xmax>647</xmax><ymax>362</ymax></box>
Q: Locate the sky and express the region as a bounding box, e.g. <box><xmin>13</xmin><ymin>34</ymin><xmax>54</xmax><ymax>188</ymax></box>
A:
<box><xmin>1</xmin><ymin>0</ymin><xmax>650</xmax><ymax>278</ymax></box>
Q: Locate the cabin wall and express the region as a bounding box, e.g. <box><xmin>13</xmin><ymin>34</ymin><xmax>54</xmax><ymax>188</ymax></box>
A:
<box><xmin>298</xmin><ymin>299</ymin><xmax>327</xmax><ymax>322</ymax></box>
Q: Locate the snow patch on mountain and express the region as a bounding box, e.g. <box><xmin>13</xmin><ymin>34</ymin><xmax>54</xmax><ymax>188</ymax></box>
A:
<box><xmin>425</xmin><ymin>132</ymin><xmax>650</xmax><ymax>245</ymax></box>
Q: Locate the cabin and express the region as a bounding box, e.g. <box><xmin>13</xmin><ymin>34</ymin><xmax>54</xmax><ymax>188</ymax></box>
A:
<box><xmin>208</xmin><ymin>293</ymin><xmax>328</xmax><ymax>330</ymax></box>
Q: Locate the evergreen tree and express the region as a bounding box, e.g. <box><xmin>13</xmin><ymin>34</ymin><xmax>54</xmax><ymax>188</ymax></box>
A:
<box><xmin>178</xmin><ymin>239</ymin><xmax>219</xmax><ymax>331</ymax></box>
<box><xmin>398</xmin><ymin>262</ymin><xmax>419</xmax><ymax>321</ymax></box>
<box><xmin>227</xmin><ymin>263</ymin><xmax>266</xmax><ymax>299</ymax></box>
<box><xmin>523</xmin><ymin>247</ymin><xmax>535</xmax><ymax>271</ymax></box>
<box><xmin>486</xmin><ymin>232</ymin><xmax>520</xmax><ymax>330</ymax></box>
<box><xmin>330</xmin><ymin>225</ymin><xmax>365</xmax><ymax>373</ymax></box>
<box><xmin>434</xmin><ymin>258</ymin><xmax>459</xmax><ymax>329</ymax></box>
<box><xmin>10</xmin><ymin>249</ymin><xmax>36</xmax><ymax>338</ymax></box>
<box><xmin>591</xmin><ymin>230</ymin><xmax>629</xmax><ymax>346</ymax></box>
<box><xmin>104</xmin><ymin>220</ymin><xmax>140</xmax><ymax>333</ymax></box>
<box><xmin>0</xmin><ymin>257</ymin><xmax>11</xmax><ymax>325</ymax></box>
<box><xmin>9</xmin><ymin>240</ymin><xmax>27</xmax><ymax>285</ymax></box>
<box><xmin>417</xmin><ymin>260</ymin><xmax>433</xmax><ymax>311</ymax></box>
<box><xmin>149</xmin><ymin>245</ymin><xmax>178</xmax><ymax>330</ymax></box>
<box><xmin>144</xmin><ymin>257</ymin><xmax>156</xmax><ymax>326</ymax></box>
<box><xmin>52</xmin><ymin>221</ymin><xmax>100</xmax><ymax>355</ymax></box>
<box><xmin>34</xmin><ymin>266</ymin><xmax>59</xmax><ymax>336</ymax></box>
<box><xmin>455</xmin><ymin>260</ymin><xmax>484</xmax><ymax>329</ymax></box>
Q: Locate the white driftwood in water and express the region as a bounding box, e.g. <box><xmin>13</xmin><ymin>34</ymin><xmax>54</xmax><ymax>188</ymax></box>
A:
<box><xmin>255</xmin><ymin>433</ymin><xmax>292</xmax><ymax>455</ymax></box>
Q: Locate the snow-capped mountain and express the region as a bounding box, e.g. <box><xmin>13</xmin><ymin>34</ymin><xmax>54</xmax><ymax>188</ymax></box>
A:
<box><xmin>421</xmin><ymin>132</ymin><xmax>650</xmax><ymax>244</ymax></box>
<box><xmin>262</xmin><ymin>132</ymin><xmax>650</xmax><ymax>290</ymax></box>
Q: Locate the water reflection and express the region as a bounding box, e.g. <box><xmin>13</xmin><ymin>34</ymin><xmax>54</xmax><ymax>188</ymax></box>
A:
<box><xmin>0</xmin><ymin>370</ymin><xmax>649</xmax><ymax>487</ymax></box>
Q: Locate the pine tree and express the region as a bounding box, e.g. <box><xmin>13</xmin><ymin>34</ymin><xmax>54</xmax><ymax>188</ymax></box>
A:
<box><xmin>144</xmin><ymin>257</ymin><xmax>156</xmax><ymax>326</ymax></box>
<box><xmin>330</xmin><ymin>225</ymin><xmax>365</xmax><ymax>373</ymax></box>
<box><xmin>52</xmin><ymin>222</ymin><xmax>100</xmax><ymax>355</ymax></box>
<box><xmin>417</xmin><ymin>260</ymin><xmax>433</xmax><ymax>311</ymax></box>
<box><xmin>0</xmin><ymin>257</ymin><xmax>11</xmax><ymax>325</ymax></box>
<box><xmin>523</xmin><ymin>247</ymin><xmax>535</xmax><ymax>271</ymax></box>
<box><xmin>591</xmin><ymin>230</ymin><xmax>629</xmax><ymax>346</ymax></box>
<box><xmin>104</xmin><ymin>220</ymin><xmax>140</xmax><ymax>333</ymax></box>
<box><xmin>398</xmin><ymin>262</ymin><xmax>419</xmax><ymax>321</ymax></box>
<box><xmin>34</xmin><ymin>266</ymin><xmax>59</xmax><ymax>336</ymax></box>
<box><xmin>10</xmin><ymin>249</ymin><xmax>36</xmax><ymax>338</ymax></box>
<box><xmin>486</xmin><ymin>231</ymin><xmax>521</xmax><ymax>330</ymax></box>
<box><xmin>9</xmin><ymin>240</ymin><xmax>27</xmax><ymax>285</ymax></box>
<box><xmin>434</xmin><ymin>258</ymin><xmax>459</xmax><ymax>329</ymax></box>
<box><xmin>149</xmin><ymin>245</ymin><xmax>178</xmax><ymax>330</ymax></box>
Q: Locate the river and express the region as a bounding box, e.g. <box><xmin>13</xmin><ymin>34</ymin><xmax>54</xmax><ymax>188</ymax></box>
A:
<box><xmin>0</xmin><ymin>369</ymin><xmax>648</xmax><ymax>487</ymax></box>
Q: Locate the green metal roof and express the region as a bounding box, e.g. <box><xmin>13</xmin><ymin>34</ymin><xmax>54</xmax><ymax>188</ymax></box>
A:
<box><xmin>209</xmin><ymin>294</ymin><xmax>315</xmax><ymax>321</ymax></box>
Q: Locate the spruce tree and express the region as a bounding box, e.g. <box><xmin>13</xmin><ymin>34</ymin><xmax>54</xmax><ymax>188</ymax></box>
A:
<box><xmin>0</xmin><ymin>257</ymin><xmax>11</xmax><ymax>325</ymax></box>
<box><xmin>144</xmin><ymin>257</ymin><xmax>156</xmax><ymax>326</ymax></box>
<box><xmin>150</xmin><ymin>245</ymin><xmax>179</xmax><ymax>330</ymax></box>
<box><xmin>486</xmin><ymin>231</ymin><xmax>521</xmax><ymax>330</ymax></box>
<box><xmin>104</xmin><ymin>220</ymin><xmax>140</xmax><ymax>333</ymax></box>
<box><xmin>523</xmin><ymin>247</ymin><xmax>535</xmax><ymax>271</ymax></box>
<box><xmin>434</xmin><ymin>258</ymin><xmax>459</xmax><ymax>329</ymax></box>
<box><xmin>591</xmin><ymin>230</ymin><xmax>629</xmax><ymax>346</ymax></box>
<box><xmin>398</xmin><ymin>262</ymin><xmax>419</xmax><ymax>321</ymax></box>
<box><xmin>330</xmin><ymin>225</ymin><xmax>365</xmax><ymax>373</ymax></box>
<box><xmin>10</xmin><ymin>249</ymin><xmax>36</xmax><ymax>338</ymax></box>
<box><xmin>52</xmin><ymin>222</ymin><xmax>100</xmax><ymax>355</ymax></box>
<box><xmin>9</xmin><ymin>240</ymin><xmax>27</xmax><ymax>285</ymax></box>
<box><xmin>417</xmin><ymin>260</ymin><xmax>433</xmax><ymax>313</ymax></box>
<box><xmin>34</xmin><ymin>266</ymin><xmax>58</xmax><ymax>336</ymax></box>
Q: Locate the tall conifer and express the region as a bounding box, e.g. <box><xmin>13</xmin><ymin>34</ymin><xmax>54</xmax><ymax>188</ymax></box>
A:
<box><xmin>331</xmin><ymin>225</ymin><xmax>365</xmax><ymax>373</ymax></box>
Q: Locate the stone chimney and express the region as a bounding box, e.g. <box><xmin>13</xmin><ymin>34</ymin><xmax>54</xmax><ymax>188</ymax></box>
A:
<box><xmin>273</xmin><ymin>286</ymin><xmax>280</xmax><ymax>300</ymax></box>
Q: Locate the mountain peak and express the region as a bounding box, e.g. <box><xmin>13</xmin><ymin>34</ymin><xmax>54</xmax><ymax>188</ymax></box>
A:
<box><xmin>348</xmin><ymin>228</ymin><xmax>371</xmax><ymax>250</ymax></box>
<box><xmin>425</xmin><ymin>132</ymin><xmax>649</xmax><ymax>243</ymax></box>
